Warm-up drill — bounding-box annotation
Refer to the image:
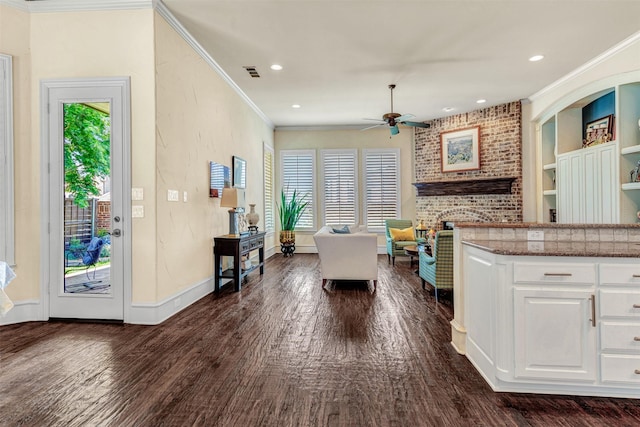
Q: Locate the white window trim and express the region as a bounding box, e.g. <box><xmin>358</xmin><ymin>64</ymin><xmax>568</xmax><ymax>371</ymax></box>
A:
<box><xmin>0</xmin><ymin>54</ymin><xmax>14</xmax><ymax>265</ymax></box>
<box><xmin>362</xmin><ymin>148</ymin><xmax>401</xmax><ymax>233</ymax></box>
<box><xmin>263</xmin><ymin>143</ymin><xmax>275</xmax><ymax>233</ymax></box>
<box><xmin>320</xmin><ymin>148</ymin><xmax>358</xmax><ymax>227</ymax></box>
<box><xmin>279</xmin><ymin>149</ymin><xmax>316</xmax><ymax>231</ymax></box>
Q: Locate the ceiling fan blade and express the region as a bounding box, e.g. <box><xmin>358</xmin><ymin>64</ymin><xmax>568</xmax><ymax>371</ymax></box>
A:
<box><xmin>401</xmin><ymin>121</ymin><xmax>431</xmax><ymax>128</ymax></box>
<box><xmin>390</xmin><ymin>125</ymin><xmax>399</xmax><ymax>136</ymax></box>
<box><xmin>395</xmin><ymin>114</ymin><xmax>415</xmax><ymax>122</ymax></box>
<box><xmin>363</xmin><ymin>118</ymin><xmax>386</xmax><ymax>122</ymax></box>
<box><xmin>361</xmin><ymin>123</ymin><xmax>385</xmax><ymax>131</ymax></box>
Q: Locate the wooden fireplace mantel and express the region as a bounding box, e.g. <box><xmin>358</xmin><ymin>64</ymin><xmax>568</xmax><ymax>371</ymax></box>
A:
<box><xmin>412</xmin><ymin>177</ymin><xmax>517</xmax><ymax>196</ymax></box>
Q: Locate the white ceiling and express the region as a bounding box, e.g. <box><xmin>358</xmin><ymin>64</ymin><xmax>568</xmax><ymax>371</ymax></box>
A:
<box><xmin>163</xmin><ymin>1</ymin><xmax>640</xmax><ymax>129</ymax></box>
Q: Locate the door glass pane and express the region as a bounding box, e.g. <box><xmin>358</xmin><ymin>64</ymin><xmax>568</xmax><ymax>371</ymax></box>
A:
<box><xmin>62</xmin><ymin>102</ymin><xmax>112</xmax><ymax>295</ymax></box>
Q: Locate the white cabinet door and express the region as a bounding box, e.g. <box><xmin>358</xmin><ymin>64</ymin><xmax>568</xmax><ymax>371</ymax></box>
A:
<box><xmin>557</xmin><ymin>145</ymin><xmax>618</xmax><ymax>224</ymax></box>
<box><xmin>513</xmin><ymin>288</ymin><xmax>597</xmax><ymax>381</ymax></box>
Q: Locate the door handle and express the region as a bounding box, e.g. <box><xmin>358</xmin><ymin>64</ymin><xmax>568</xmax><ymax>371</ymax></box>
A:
<box><xmin>112</xmin><ymin>229</ymin><xmax>122</xmax><ymax>237</ymax></box>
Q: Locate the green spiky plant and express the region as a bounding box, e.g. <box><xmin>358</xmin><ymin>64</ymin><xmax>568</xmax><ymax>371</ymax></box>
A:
<box><xmin>278</xmin><ymin>187</ymin><xmax>309</xmax><ymax>231</ymax></box>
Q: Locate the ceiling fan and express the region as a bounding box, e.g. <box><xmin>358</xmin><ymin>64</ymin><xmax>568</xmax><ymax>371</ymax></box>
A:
<box><xmin>362</xmin><ymin>84</ymin><xmax>430</xmax><ymax>136</ymax></box>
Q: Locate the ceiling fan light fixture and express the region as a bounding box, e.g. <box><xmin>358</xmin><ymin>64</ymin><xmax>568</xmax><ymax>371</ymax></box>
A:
<box><xmin>390</xmin><ymin>125</ymin><xmax>399</xmax><ymax>136</ymax></box>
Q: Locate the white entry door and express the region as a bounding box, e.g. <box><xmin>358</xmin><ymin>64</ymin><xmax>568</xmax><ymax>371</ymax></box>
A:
<box><xmin>42</xmin><ymin>78</ymin><xmax>130</xmax><ymax>320</ymax></box>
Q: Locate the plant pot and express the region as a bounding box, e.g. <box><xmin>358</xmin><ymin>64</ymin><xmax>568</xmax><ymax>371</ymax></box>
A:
<box><xmin>279</xmin><ymin>230</ymin><xmax>296</xmax><ymax>257</ymax></box>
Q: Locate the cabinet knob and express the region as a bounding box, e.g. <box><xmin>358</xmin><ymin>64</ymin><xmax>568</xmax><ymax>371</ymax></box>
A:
<box><xmin>634</xmin><ymin>337</ymin><xmax>640</xmax><ymax>342</ymax></box>
<box><xmin>635</xmin><ymin>370</ymin><xmax>640</xmax><ymax>375</ymax></box>
<box><xmin>633</xmin><ymin>304</ymin><xmax>640</xmax><ymax>309</ymax></box>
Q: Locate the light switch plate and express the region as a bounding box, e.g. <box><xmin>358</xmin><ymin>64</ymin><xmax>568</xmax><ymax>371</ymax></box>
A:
<box><xmin>527</xmin><ymin>230</ymin><xmax>544</xmax><ymax>241</ymax></box>
<box><xmin>132</xmin><ymin>205</ymin><xmax>144</xmax><ymax>218</ymax></box>
<box><xmin>132</xmin><ymin>187</ymin><xmax>144</xmax><ymax>201</ymax></box>
<box><xmin>168</xmin><ymin>189</ymin><xmax>179</xmax><ymax>202</ymax></box>
<box><xmin>183</xmin><ymin>191</ymin><xmax>188</xmax><ymax>202</ymax></box>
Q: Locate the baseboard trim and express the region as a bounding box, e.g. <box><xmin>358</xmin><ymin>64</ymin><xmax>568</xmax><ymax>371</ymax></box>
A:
<box><xmin>450</xmin><ymin>319</ymin><xmax>467</xmax><ymax>354</ymax></box>
<box><xmin>128</xmin><ymin>276</ymin><xmax>218</xmax><ymax>325</ymax></box>
<box><xmin>0</xmin><ymin>299</ymin><xmax>43</xmax><ymax>325</ymax></box>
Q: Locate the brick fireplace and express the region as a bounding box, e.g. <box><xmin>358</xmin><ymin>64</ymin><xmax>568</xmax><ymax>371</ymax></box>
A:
<box><xmin>414</xmin><ymin>101</ymin><xmax>523</xmax><ymax>229</ymax></box>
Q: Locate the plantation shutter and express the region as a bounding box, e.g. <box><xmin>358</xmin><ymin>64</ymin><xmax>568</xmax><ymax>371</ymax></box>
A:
<box><xmin>280</xmin><ymin>150</ymin><xmax>315</xmax><ymax>230</ymax></box>
<box><xmin>321</xmin><ymin>149</ymin><xmax>357</xmax><ymax>226</ymax></box>
<box><xmin>363</xmin><ymin>148</ymin><xmax>400</xmax><ymax>232</ymax></box>
<box><xmin>263</xmin><ymin>145</ymin><xmax>274</xmax><ymax>232</ymax></box>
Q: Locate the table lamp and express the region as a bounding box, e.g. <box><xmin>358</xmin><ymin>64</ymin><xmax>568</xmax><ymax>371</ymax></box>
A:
<box><xmin>220</xmin><ymin>187</ymin><xmax>245</xmax><ymax>235</ymax></box>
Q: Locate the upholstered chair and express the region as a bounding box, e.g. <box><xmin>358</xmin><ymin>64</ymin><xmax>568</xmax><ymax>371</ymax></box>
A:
<box><xmin>419</xmin><ymin>230</ymin><xmax>454</xmax><ymax>302</ymax></box>
<box><xmin>384</xmin><ymin>219</ymin><xmax>417</xmax><ymax>265</ymax></box>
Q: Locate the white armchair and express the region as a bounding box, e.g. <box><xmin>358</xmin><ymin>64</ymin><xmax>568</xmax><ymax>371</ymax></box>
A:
<box><xmin>313</xmin><ymin>226</ymin><xmax>378</xmax><ymax>290</ymax></box>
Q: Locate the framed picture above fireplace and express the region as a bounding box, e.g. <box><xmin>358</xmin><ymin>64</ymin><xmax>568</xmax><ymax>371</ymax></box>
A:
<box><xmin>440</xmin><ymin>126</ymin><xmax>480</xmax><ymax>173</ymax></box>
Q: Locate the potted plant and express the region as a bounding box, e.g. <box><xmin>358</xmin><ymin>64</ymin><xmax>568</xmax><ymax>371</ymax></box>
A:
<box><xmin>277</xmin><ymin>187</ymin><xmax>309</xmax><ymax>256</ymax></box>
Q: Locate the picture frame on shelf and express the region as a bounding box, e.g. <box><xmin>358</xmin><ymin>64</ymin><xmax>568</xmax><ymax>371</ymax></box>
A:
<box><xmin>232</xmin><ymin>155</ymin><xmax>247</xmax><ymax>189</ymax></box>
<box><xmin>583</xmin><ymin>114</ymin><xmax>614</xmax><ymax>148</ymax></box>
<box><xmin>440</xmin><ymin>126</ymin><xmax>480</xmax><ymax>173</ymax></box>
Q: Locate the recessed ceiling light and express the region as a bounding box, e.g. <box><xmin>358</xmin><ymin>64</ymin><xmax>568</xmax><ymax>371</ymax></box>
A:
<box><xmin>529</xmin><ymin>55</ymin><xmax>544</xmax><ymax>62</ymax></box>
<box><xmin>292</xmin><ymin>104</ymin><xmax>301</xmax><ymax>109</ymax></box>
<box><xmin>476</xmin><ymin>99</ymin><xmax>486</xmax><ymax>104</ymax></box>
<box><xmin>443</xmin><ymin>107</ymin><xmax>455</xmax><ymax>112</ymax></box>
<box><xmin>270</xmin><ymin>64</ymin><xmax>283</xmax><ymax>71</ymax></box>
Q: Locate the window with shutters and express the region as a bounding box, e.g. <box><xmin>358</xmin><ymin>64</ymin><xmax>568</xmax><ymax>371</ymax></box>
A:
<box><xmin>363</xmin><ymin>148</ymin><xmax>400</xmax><ymax>232</ymax></box>
<box><xmin>280</xmin><ymin>149</ymin><xmax>315</xmax><ymax>230</ymax></box>
<box><xmin>320</xmin><ymin>149</ymin><xmax>357</xmax><ymax>226</ymax></box>
<box><xmin>0</xmin><ymin>54</ymin><xmax>14</xmax><ymax>265</ymax></box>
<box><xmin>263</xmin><ymin>144</ymin><xmax>274</xmax><ymax>232</ymax></box>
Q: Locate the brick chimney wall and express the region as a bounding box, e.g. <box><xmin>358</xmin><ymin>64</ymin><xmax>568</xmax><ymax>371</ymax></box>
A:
<box><xmin>414</xmin><ymin>101</ymin><xmax>523</xmax><ymax>229</ymax></box>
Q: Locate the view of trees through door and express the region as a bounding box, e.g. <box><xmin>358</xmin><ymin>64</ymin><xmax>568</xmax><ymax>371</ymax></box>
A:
<box><xmin>63</xmin><ymin>103</ymin><xmax>112</xmax><ymax>294</ymax></box>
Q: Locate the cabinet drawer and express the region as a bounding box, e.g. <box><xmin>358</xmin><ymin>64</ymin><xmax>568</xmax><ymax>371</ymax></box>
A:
<box><xmin>600</xmin><ymin>354</ymin><xmax>640</xmax><ymax>384</ymax></box>
<box><xmin>250</xmin><ymin>237</ymin><xmax>264</xmax><ymax>249</ymax></box>
<box><xmin>600</xmin><ymin>322</ymin><xmax>640</xmax><ymax>352</ymax></box>
<box><xmin>600</xmin><ymin>264</ymin><xmax>640</xmax><ymax>285</ymax></box>
<box><xmin>599</xmin><ymin>289</ymin><xmax>640</xmax><ymax>318</ymax></box>
<box><xmin>513</xmin><ymin>262</ymin><xmax>596</xmax><ymax>284</ymax></box>
<box><xmin>240</xmin><ymin>241</ymin><xmax>251</xmax><ymax>253</ymax></box>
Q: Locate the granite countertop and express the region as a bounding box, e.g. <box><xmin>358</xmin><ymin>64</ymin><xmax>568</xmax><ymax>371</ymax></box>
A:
<box><xmin>462</xmin><ymin>239</ymin><xmax>640</xmax><ymax>258</ymax></box>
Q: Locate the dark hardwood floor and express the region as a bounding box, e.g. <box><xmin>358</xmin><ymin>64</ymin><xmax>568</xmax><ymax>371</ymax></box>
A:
<box><xmin>1</xmin><ymin>254</ymin><xmax>639</xmax><ymax>426</ymax></box>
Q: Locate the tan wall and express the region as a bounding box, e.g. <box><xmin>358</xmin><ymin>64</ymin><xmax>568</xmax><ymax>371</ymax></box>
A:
<box><xmin>28</xmin><ymin>9</ymin><xmax>158</xmax><ymax>303</ymax></box>
<box><xmin>274</xmin><ymin>127</ymin><xmax>416</xmax><ymax>249</ymax></box>
<box><xmin>154</xmin><ymin>14</ymin><xmax>275</xmax><ymax>300</ymax></box>
<box><xmin>0</xmin><ymin>5</ymin><xmax>34</xmax><ymax>301</ymax></box>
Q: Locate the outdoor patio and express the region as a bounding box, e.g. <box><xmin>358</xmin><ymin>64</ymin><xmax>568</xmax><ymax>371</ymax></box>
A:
<box><xmin>64</xmin><ymin>266</ymin><xmax>111</xmax><ymax>294</ymax></box>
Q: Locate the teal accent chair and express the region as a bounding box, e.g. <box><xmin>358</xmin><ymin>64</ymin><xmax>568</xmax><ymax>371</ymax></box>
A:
<box><xmin>419</xmin><ymin>230</ymin><xmax>454</xmax><ymax>302</ymax></box>
<box><xmin>384</xmin><ymin>219</ymin><xmax>417</xmax><ymax>266</ymax></box>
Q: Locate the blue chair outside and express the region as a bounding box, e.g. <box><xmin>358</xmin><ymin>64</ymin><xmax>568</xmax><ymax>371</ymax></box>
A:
<box><xmin>82</xmin><ymin>237</ymin><xmax>104</xmax><ymax>279</ymax></box>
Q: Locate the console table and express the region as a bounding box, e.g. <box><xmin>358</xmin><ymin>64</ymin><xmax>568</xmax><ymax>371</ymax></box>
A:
<box><xmin>213</xmin><ymin>232</ymin><xmax>265</xmax><ymax>292</ymax></box>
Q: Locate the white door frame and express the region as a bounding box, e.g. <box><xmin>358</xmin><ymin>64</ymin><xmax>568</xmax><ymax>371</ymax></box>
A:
<box><xmin>40</xmin><ymin>77</ymin><xmax>132</xmax><ymax>321</ymax></box>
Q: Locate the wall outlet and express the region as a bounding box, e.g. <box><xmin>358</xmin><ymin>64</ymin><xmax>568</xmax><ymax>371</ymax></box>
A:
<box><xmin>183</xmin><ymin>191</ymin><xmax>188</xmax><ymax>202</ymax></box>
<box><xmin>132</xmin><ymin>205</ymin><xmax>144</xmax><ymax>218</ymax></box>
<box><xmin>132</xmin><ymin>187</ymin><xmax>144</xmax><ymax>201</ymax></box>
<box><xmin>168</xmin><ymin>189</ymin><xmax>179</xmax><ymax>201</ymax></box>
<box><xmin>527</xmin><ymin>230</ymin><xmax>544</xmax><ymax>241</ymax></box>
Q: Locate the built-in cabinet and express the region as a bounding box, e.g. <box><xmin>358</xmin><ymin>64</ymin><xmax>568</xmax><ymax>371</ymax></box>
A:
<box><xmin>537</xmin><ymin>77</ymin><xmax>640</xmax><ymax>224</ymax></box>
<box><xmin>464</xmin><ymin>244</ymin><xmax>640</xmax><ymax>398</ymax></box>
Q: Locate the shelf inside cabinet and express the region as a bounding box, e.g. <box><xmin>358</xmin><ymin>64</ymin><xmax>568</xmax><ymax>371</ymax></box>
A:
<box><xmin>621</xmin><ymin>145</ymin><xmax>640</xmax><ymax>155</ymax></box>
<box><xmin>543</xmin><ymin>163</ymin><xmax>557</xmax><ymax>170</ymax></box>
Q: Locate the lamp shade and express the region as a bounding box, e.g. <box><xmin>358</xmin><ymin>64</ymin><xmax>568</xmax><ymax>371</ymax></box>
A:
<box><xmin>220</xmin><ymin>187</ymin><xmax>245</xmax><ymax>209</ymax></box>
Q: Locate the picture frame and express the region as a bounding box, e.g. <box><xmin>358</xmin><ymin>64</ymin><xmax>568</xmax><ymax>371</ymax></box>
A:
<box><xmin>209</xmin><ymin>161</ymin><xmax>230</xmax><ymax>198</ymax></box>
<box><xmin>440</xmin><ymin>126</ymin><xmax>480</xmax><ymax>173</ymax></box>
<box><xmin>232</xmin><ymin>156</ymin><xmax>246</xmax><ymax>189</ymax></box>
<box><xmin>583</xmin><ymin>114</ymin><xmax>614</xmax><ymax>148</ymax></box>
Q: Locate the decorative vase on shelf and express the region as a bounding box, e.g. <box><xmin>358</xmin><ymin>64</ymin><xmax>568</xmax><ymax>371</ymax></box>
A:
<box><xmin>247</xmin><ymin>203</ymin><xmax>260</xmax><ymax>231</ymax></box>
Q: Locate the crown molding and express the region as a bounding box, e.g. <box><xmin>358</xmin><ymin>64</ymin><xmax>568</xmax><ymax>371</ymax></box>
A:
<box><xmin>154</xmin><ymin>1</ymin><xmax>274</xmax><ymax>130</ymax></box>
<box><xmin>529</xmin><ymin>30</ymin><xmax>640</xmax><ymax>102</ymax></box>
<box><xmin>0</xmin><ymin>0</ymin><xmax>153</xmax><ymax>12</ymax></box>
